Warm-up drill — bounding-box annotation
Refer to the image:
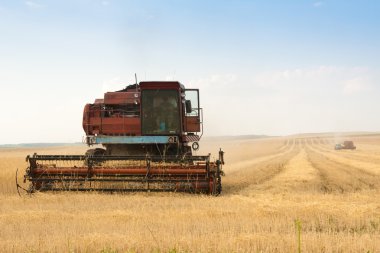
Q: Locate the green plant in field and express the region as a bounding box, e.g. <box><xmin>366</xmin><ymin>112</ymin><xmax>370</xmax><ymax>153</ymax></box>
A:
<box><xmin>295</xmin><ymin>219</ymin><xmax>302</xmax><ymax>253</ymax></box>
<box><xmin>99</xmin><ymin>247</ymin><xmax>118</xmax><ymax>253</ymax></box>
<box><xmin>149</xmin><ymin>247</ymin><xmax>186</xmax><ymax>253</ymax></box>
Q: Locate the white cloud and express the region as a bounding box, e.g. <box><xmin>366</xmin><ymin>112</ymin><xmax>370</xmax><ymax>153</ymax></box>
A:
<box><xmin>343</xmin><ymin>77</ymin><xmax>372</xmax><ymax>94</ymax></box>
<box><xmin>25</xmin><ymin>1</ymin><xmax>44</xmax><ymax>9</ymax></box>
<box><xmin>252</xmin><ymin>65</ymin><xmax>339</xmax><ymax>92</ymax></box>
<box><xmin>313</xmin><ymin>1</ymin><xmax>323</xmax><ymax>7</ymax></box>
<box><xmin>252</xmin><ymin>65</ymin><xmax>374</xmax><ymax>95</ymax></box>
<box><xmin>102</xmin><ymin>77</ymin><xmax>125</xmax><ymax>94</ymax></box>
<box><xmin>188</xmin><ymin>74</ymin><xmax>238</xmax><ymax>89</ymax></box>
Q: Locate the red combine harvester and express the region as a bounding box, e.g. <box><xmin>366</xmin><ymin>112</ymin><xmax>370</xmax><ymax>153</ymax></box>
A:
<box><xmin>23</xmin><ymin>81</ymin><xmax>224</xmax><ymax>195</ymax></box>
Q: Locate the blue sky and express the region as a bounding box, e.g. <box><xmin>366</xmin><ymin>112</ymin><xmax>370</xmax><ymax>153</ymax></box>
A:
<box><xmin>0</xmin><ymin>1</ymin><xmax>379</xmax><ymax>143</ymax></box>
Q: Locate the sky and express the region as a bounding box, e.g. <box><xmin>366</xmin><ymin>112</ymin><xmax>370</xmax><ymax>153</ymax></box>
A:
<box><xmin>0</xmin><ymin>0</ymin><xmax>379</xmax><ymax>144</ymax></box>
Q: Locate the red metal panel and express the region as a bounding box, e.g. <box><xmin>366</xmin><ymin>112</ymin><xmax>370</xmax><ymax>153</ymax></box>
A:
<box><xmin>104</xmin><ymin>92</ymin><xmax>140</xmax><ymax>104</ymax></box>
<box><xmin>101</xmin><ymin>117</ymin><xmax>141</xmax><ymax>135</ymax></box>
<box><xmin>82</xmin><ymin>104</ymin><xmax>90</xmax><ymax>134</ymax></box>
<box><xmin>86</xmin><ymin>117</ymin><xmax>141</xmax><ymax>135</ymax></box>
<box><xmin>139</xmin><ymin>81</ymin><xmax>183</xmax><ymax>90</ymax></box>
<box><xmin>184</xmin><ymin>116</ymin><xmax>201</xmax><ymax>132</ymax></box>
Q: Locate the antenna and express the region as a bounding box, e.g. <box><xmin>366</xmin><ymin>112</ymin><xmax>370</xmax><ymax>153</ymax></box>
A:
<box><xmin>135</xmin><ymin>73</ymin><xmax>138</xmax><ymax>92</ymax></box>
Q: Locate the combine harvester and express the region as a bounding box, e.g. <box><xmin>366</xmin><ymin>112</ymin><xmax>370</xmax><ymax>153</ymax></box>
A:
<box><xmin>22</xmin><ymin>81</ymin><xmax>224</xmax><ymax>195</ymax></box>
<box><xmin>334</xmin><ymin>141</ymin><xmax>356</xmax><ymax>150</ymax></box>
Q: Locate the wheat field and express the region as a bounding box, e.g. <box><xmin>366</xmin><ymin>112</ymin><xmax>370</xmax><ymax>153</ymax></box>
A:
<box><xmin>1</xmin><ymin>134</ymin><xmax>380</xmax><ymax>252</ymax></box>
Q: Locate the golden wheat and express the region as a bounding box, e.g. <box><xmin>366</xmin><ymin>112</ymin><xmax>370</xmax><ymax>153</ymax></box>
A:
<box><xmin>0</xmin><ymin>134</ymin><xmax>380</xmax><ymax>252</ymax></box>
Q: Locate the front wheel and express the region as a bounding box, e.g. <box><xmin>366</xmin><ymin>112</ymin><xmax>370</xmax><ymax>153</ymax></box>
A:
<box><xmin>85</xmin><ymin>148</ymin><xmax>106</xmax><ymax>156</ymax></box>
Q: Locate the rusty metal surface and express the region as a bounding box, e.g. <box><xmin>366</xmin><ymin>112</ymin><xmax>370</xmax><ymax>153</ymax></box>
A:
<box><xmin>32</xmin><ymin>167</ymin><xmax>209</xmax><ymax>176</ymax></box>
<box><xmin>104</xmin><ymin>91</ymin><xmax>140</xmax><ymax>105</ymax></box>
<box><xmin>82</xmin><ymin>81</ymin><xmax>202</xmax><ymax>143</ymax></box>
<box><xmin>24</xmin><ymin>153</ymin><xmax>223</xmax><ymax>195</ymax></box>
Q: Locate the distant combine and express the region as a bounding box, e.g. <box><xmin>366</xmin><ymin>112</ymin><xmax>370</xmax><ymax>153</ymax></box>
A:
<box><xmin>335</xmin><ymin>141</ymin><xmax>356</xmax><ymax>150</ymax></box>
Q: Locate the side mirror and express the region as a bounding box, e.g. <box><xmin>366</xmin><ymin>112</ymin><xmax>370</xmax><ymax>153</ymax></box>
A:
<box><xmin>185</xmin><ymin>100</ymin><xmax>192</xmax><ymax>114</ymax></box>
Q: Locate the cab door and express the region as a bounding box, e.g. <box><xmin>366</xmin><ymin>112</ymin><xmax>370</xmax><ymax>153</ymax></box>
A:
<box><xmin>184</xmin><ymin>89</ymin><xmax>201</xmax><ymax>133</ymax></box>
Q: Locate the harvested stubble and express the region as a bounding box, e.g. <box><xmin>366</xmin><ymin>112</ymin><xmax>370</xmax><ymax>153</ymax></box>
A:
<box><xmin>1</xmin><ymin>135</ymin><xmax>380</xmax><ymax>252</ymax></box>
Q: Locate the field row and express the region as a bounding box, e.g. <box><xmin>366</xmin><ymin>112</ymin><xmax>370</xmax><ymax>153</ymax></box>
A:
<box><xmin>225</xmin><ymin>136</ymin><xmax>380</xmax><ymax>195</ymax></box>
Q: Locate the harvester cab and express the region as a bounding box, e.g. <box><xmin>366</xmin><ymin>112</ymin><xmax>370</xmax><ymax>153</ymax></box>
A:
<box><xmin>22</xmin><ymin>81</ymin><xmax>224</xmax><ymax>195</ymax></box>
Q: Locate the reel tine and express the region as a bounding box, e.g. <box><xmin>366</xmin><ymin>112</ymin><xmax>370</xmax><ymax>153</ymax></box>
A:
<box><xmin>16</xmin><ymin>168</ymin><xmax>29</xmax><ymax>196</ymax></box>
<box><xmin>15</xmin><ymin>168</ymin><xmax>21</xmax><ymax>197</ymax></box>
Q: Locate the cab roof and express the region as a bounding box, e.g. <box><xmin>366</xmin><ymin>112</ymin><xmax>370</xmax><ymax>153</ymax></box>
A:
<box><xmin>139</xmin><ymin>81</ymin><xmax>185</xmax><ymax>90</ymax></box>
